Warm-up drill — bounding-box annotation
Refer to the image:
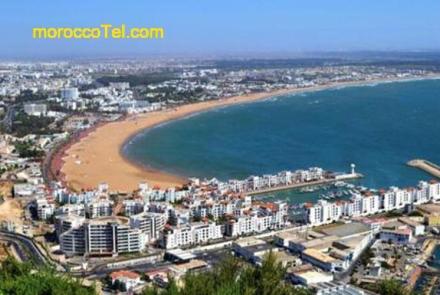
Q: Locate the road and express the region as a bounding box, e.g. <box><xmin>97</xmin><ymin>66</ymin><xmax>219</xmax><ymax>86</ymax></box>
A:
<box><xmin>81</xmin><ymin>248</ymin><xmax>231</xmax><ymax>279</ymax></box>
<box><xmin>79</xmin><ymin>226</ymin><xmax>305</xmax><ymax>279</ymax></box>
<box><xmin>0</xmin><ymin>230</ymin><xmax>48</xmax><ymax>267</ymax></box>
<box><xmin>0</xmin><ymin>224</ymin><xmax>305</xmax><ymax>279</ymax></box>
<box><xmin>0</xmin><ymin>104</ymin><xmax>16</xmax><ymax>131</ymax></box>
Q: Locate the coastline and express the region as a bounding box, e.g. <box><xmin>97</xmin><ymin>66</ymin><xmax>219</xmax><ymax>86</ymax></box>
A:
<box><xmin>59</xmin><ymin>75</ymin><xmax>440</xmax><ymax>192</ymax></box>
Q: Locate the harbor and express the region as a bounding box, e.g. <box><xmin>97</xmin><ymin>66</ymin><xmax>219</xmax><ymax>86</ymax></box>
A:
<box><xmin>247</xmin><ymin>172</ymin><xmax>363</xmax><ymax>195</ymax></box>
<box><xmin>407</xmin><ymin>159</ymin><xmax>440</xmax><ymax>179</ymax></box>
<box><xmin>204</xmin><ymin>164</ymin><xmax>363</xmax><ymax>197</ymax></box>
<box><xmin>247</xmin><ymin>164</ymin><xmax>363</xmax><ymax>195</ymax></box>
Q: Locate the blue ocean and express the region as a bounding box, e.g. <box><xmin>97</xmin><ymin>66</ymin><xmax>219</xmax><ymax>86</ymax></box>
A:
<box><xmin>123</xmin><ymin>79</ymin><xmax>440</xmax><ymax>203</ymax></box>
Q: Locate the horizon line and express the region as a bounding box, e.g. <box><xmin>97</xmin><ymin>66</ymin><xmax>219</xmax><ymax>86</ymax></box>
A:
<box><xmin>3</xmin><ymin>49</ymin><xmax>440</xmax><ymax>62</ymax></box>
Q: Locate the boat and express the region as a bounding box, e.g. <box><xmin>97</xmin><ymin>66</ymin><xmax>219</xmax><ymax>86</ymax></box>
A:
<box><xmin>300</xmin><ymin>187</ymin><xmax>315</xmax><ymax>193</ymax></box>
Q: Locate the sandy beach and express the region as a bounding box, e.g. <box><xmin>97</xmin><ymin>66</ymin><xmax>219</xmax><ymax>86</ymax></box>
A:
<box><xmin>61</xmin><ymin>88</ymin><xmax>297</xmax><ymax>192</ymax></box>
<box><xmin>60</xmin><ymin>76</ymin><xmax>440</xmax><ymax>192</ymax></box>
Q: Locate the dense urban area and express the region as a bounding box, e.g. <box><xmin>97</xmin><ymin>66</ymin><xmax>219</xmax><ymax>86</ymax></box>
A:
<box><xmin>2</xmin><ymin>56</ymin><xmax>440</xmax><ymax>294</ymax></box>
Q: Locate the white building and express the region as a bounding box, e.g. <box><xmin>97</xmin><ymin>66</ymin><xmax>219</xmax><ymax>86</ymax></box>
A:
<box><xmin>305</xmin><ymin>180</ymin><xmax>440</xmax><ymax>226</ymax></box>
<box><xmin>57</xmin><ymin>215</ymin><xmax>87</xmax><ymax>256</ymax></box>
<box><xmin>130</xmin><ymin>212</ymin><xmax>166</xmax><ymax>242</ymax></box>
<box><xmin>86</xmin><ymin>198</ymin><xmax>114</xmax><ymax>218</ymax></box>
<box><xmin>109</xmin><ymin>82</ymin><xmax>130</xmax><ymax>90</ymax></box>
<box><xmin>35</xmin><ymin>198</ymin><xmax>55</xmax><ymax>220</ymax></box>
<box><xmin>57</xmin><ymin>215</ymin><xmax>147</xmax><ymax>256</ymax></box>
<box><xmin>161</xmin><ymin>222</ymin><xmax>223</xmax><ymax>249</ymax></box>
<box><xmin>379</xmin><ymin>226</ymin><xmax>413</xmax><ymax>244</ymax></box>
<box><xmin>110</xmin><ymin>270</ymin><xmax>141</xmax><ymax>291</ymax></box>
<box><xmin>23</xmin><ymin>103</ymin><xmax>47</xmax><ymax>116</ymax></box>
<box><xmin>56</xmin><ymin>203</ymin><xmax>85</xmax><ymax>216</ymax></box>
<box><xmin>60</xmin><ymin>87</ymin><xmax>79</xmax><ymax>100</ymax></box>
<box><xmin>123</xmin><ymin>199</ymin><xmax>145</xmax><ymax>216</ymax></box>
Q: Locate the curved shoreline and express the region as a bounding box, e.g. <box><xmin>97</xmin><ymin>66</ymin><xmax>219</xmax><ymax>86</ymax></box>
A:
<box><xmin>60</xmin><ymin>75</ymin><xmax>440</xmax><ymax>192</ymax></box>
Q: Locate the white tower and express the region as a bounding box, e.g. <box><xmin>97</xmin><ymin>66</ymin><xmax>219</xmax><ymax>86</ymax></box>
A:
<box><xmin>350</xmin><ymin>163</ymin><xmax>356</xmax><ymax>175</ymax></box>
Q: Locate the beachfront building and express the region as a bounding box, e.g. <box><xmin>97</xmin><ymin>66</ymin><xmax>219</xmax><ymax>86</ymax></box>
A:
<box><xmin>53</xmin><ymin>188</ymin><xmax>97</xmax><ymax>205</ymax></box>
<box><xmin>305</xmin><ymin>180</ymin><xmax>440</xmax><ymax>226</ymax></box>
<box><xmin>207</xmin><ymin>167</ymin><xmax>328</xmax><ymax>194</ymax></box>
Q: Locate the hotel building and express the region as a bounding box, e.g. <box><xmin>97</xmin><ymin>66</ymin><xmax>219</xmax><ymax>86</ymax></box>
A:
<box><xmin>57</xmin><ymin>215</ymin><xmax>147</xmax><ymax>256</ymax></box>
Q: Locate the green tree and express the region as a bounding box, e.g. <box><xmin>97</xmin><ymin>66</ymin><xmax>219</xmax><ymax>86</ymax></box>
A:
<box><xmin>14</xmin><ymin>140</ymin><xmax>44</xmax><ymax>158</ymax></box>
<box><xmin>378</xmin><ymin>278</ymin><xmax>411</xmax><ymax>295</ymax></box>
<box><xmin>0</xmin><ymin>257</ymin><xmax>96</xmax><ymax>295</ymax></box>
<box><xmin>142</xmin><ymin>252</ymin><xmax>311</xmax><ymax>295</ymax></box>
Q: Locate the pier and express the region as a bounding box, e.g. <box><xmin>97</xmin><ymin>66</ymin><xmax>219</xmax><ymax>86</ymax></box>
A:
<box><xmin>407</xmin><ymin>159</ymin><xmax>440</xmax><ymax>179</ymax></box>
<box><xmin>247</xmin><ymin>172</ymin><xmax>363</xmax><ymax>195</ymax></box>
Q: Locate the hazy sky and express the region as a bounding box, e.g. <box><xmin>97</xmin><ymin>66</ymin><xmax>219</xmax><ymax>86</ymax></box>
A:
<box><xmin>1</xmin><ymin>0</ymin><xmax>440</xmax><ymax>58</ymax></box>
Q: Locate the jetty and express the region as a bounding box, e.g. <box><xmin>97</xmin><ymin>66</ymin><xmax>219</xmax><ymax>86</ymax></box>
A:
<box><xmin>247</xmin><ymin>172</ymin><xmax>363</xmax><ymax>195</ymax></box>
<box><xmin>407</xmin><ymin>159</ymin><xmax>440</xmax><ymax>179</ymax></box>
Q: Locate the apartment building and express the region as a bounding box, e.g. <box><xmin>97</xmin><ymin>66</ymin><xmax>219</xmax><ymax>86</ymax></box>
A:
<box><xmin>130</xmin><ymin>212</ymin><xmax>166</xmax><ymax>241</ymax></box>
<box><xmin>305</xmin><ymin>181</ymin><xmax>440</xmax><ymax>226</ymax></box>
<box><xmin>56</xmin><ymin>203</ymin><xmax>85</xmax><ymax>216</ymax></box>
<box><xmin>161</xmin><ymin>222</ymin><xmax>223</xmax><ymax>249</ymax></box>
<box><xmin>57</xmin><ymin>215</ymin><xmax>147</xmax><ymax>256</ymax></box>
<box><xmin>123</xmin><ymin>199</ymin><xmax>145</xmax><ymax>216</ymax></box>
<box><xmin>57</xmin><ymin>215</ymin><xmax>87</xmax><ymax>256</ymax></box>
<box><xmin>86</xmin><ymin>197</ymin><xmax>114</xmax><ymax>218</ymax></box>
<box><xmin>35</xmin><ymin>198</ymin><xmax>55</xmax><ymax>220</ymax></box>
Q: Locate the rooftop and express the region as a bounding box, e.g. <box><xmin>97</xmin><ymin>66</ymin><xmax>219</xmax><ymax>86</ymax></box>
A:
<box><xmin>398</xmin><ymin>217</ymin><xmax>424</xmax><ymax>227</ymax></box>
<box><xmin>89</xmin><ymin>216</ymin><xmax>129</xmax><ymax>225</ymax></box>
<box><xmin>303</xmin><ymin>248</ymin><xmax>336</xmax><ymax>264</ymax></box>
<box><xmin>171</xmin><ymin>259</ymin><xmax>208</xmax><ymax>273</ymax></box>
<box><xmin>276</xmin><ymin>230</ymin><xmax>302</xmax><ymax>241</ymax></box>
<box><xmin>165</xmin><ymin>249</ymin><xmax>196</xmax><ymax>261</ymax></box>
<box><xmin>417</xmin><ymin>203</ymin><xmax>440</xmax><ymax>215</ymax></box>
<box><xmin>110</xmin><ymin>270</ymin><xmax>140</xmax><ymax>281</ymax></box>
<box><xmin>244</xmin><ymin>243</ymin><xmax>276</xmax><ymax>255</ymax></box>
<box><xmin>318</xmin><ymin>222</ymin><xmax>371</xmax><ymax>238</ymax></box>
<box><xmin>334</xmin><ymin>232</ymin><xmax>371</xmax><ymax>250</ymax></box>
<box><xmin>301</xmin><ymin>235</ymin><xmax>339</xmax><ymax>250</ymax></box>
<box><xmin>234</xmin><ymin>237</ymin><xmax>266</xmax><ymax>248</ymax></box>
<box><xmin>294</xmin><ymin>270</ymin><xmax>333</xmax><ymax>282</ymax></box>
